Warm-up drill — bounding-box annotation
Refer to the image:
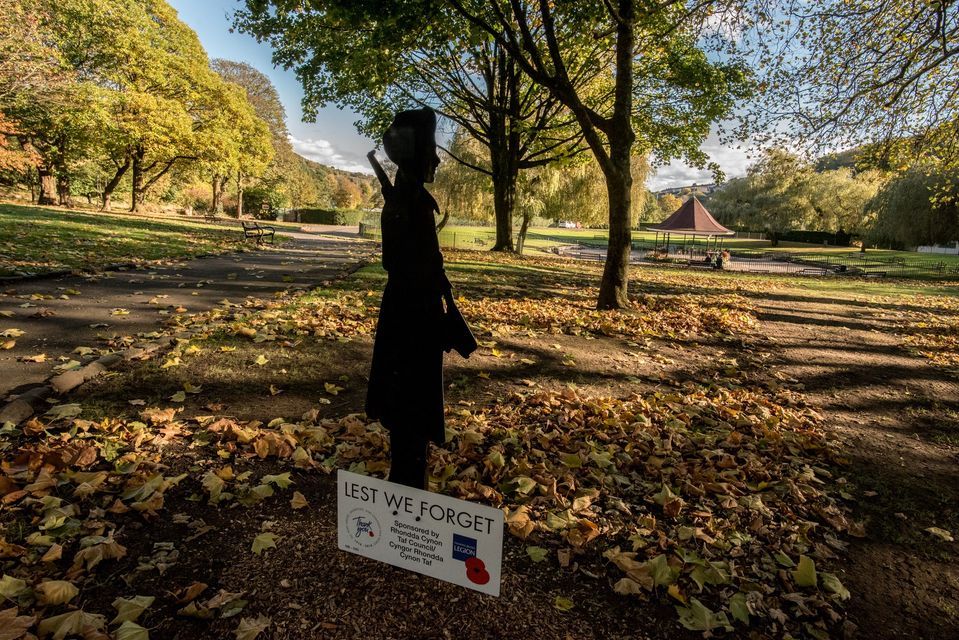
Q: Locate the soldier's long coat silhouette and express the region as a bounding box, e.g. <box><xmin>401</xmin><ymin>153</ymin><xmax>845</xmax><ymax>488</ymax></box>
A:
<box><xmin>365</xmin><ymin>108</ymin><xmax>475</xmax><ymax>488</ymax></box>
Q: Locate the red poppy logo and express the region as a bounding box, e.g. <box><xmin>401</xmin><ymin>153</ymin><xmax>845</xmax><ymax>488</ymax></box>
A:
<box><xmin>465</xmin><ymin>557</ymin><xmax>490</xmax><ymax>585</ymax></box>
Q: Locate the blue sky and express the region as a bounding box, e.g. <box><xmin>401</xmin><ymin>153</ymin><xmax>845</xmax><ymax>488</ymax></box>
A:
<box><xmin>170</xmin><ymin>0</ymin><xmax>748</xmax><ymax>189</ymax></box>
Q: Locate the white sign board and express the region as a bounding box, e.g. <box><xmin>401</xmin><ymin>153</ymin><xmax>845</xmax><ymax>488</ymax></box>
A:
<box><xmin>337</xmin><ymin>469</ymin><xmax>504</xmax><ymax>596</ymax></box>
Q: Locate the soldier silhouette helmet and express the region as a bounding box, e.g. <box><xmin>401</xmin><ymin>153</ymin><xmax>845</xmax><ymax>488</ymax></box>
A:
<box><xmin>383</xmin><ymin>108</ymin><xmax>439</xmax><ymax>183</ymax></box>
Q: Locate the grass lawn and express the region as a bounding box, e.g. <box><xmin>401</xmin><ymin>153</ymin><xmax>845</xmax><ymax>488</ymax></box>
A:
<box><xmin>0</xmin><ymin>203</ymin><xmax>259</xmax><ymax>276</ymax></box>
<box><xmin>2</xmin><ymin>246</ymin><xmax>956</xmax><ymax>638</ymax></box>
<box><xmin>363</xmin><ymin>224</ymin><xmax>959</xmax><ymax>272</ymax></box>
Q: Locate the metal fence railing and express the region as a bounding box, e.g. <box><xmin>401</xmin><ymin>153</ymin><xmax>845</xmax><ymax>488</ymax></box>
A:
<box><xmin>589</xmin><ymin>241</ymin><xmax>959</xmax><ymax>279</ymax></box>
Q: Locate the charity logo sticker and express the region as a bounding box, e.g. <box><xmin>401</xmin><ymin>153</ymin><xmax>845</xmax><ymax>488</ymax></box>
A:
<box><xmin>346</xmin><ymin>508</ymin><xmax>381</xmax><ymax>548</ymax></box>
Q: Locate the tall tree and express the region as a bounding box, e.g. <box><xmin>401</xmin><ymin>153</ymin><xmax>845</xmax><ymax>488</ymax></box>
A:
<box><xmin>118</xmin><ymin>1</ymin><xmax>219</xmax><ymax>212</ymax></box>
<box><xmin>0</xmin><ymin>0</ymin><xmax>58</xmax><ymax>175</ymax></box>
<box><xmin>211</xmin><ymin>60</ymin><xmax>289</xmax><ymax>142</ymax></box>
<box><xmin>0</xmin><ymin>0</ymin><xmax>96</xmax><ymax>205</ymax></box>
<box><xmin>10</xmin><ymin>0</ymin><xmax>211</xmax><ymax>211</ymax></box>
<box><xmin>381</xmin><ymin>37</ymin><xmax>592</xmax><ymax>250</ymax></box>
<box><xmin>1</xmin><ymin>0</ymin><xmax>276</xmax><ymax>213</ymax></box>
<box><xmin>332</xmin><ymin>174</ymin><xmax>362</xmax><ymax>209</ymax></box>
<box><xmin>447</xmin><ymin>0</ymin><xmax>754</xmax><ymax>308</ymax></box>
<box><xmin>195</xmin><ymin>75</ymin><xmax>274</xmax><ymax>217</ymax></box>
<box><xmin>657</xmin><ymin>193</ymin><xmax>684</xmax><ymax>217</ymax></box>
<box><xmin>235</xmin><ymin>1</ymin><xmax>590</xmax><ymax>251</ymax></box>
<box><xmin>211</xmin><ymin>59</ymin><xmax>302</xmax><ymax>217</ymax></box>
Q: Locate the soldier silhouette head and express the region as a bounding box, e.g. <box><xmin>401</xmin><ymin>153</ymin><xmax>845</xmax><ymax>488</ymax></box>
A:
<box><xmin>383</xmin><ymin>107</ymin><xmax>440</xmax><ymax>184</ymax></box>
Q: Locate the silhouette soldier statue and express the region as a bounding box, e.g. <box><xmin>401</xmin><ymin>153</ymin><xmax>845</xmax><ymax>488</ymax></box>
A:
<box><xmin>365</xmin><ymin>107</ymin><xmax>476</xmax><ymax>490</ymax></box>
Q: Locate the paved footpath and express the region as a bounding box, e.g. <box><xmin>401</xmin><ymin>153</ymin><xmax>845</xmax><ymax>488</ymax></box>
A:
<box><xmin>0</xmin><ymin>230</ymin><xmax>376</xmax><ymax>397</ymax></box>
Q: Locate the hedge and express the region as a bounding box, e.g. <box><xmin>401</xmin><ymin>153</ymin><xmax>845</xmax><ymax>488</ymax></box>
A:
<box><xmin>293</xmin><ymin>209</ymin><xmax>366</xmax><ymax>225</ymax></box>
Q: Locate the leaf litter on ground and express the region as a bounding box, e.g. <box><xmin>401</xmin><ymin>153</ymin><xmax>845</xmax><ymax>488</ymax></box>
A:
<box><xmin>0</xmin><ymin>249</ymin><xmax>858</xmax><ymax>638</ymax></box>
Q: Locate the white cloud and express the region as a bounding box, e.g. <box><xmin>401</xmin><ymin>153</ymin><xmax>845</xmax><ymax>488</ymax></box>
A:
<box><xmin>646</xmin><ymin>135</ymin><xmax>756</xmax><ymax>191</ymax></box>
<box><xmin>288</xmin><ymin>135</ymin><xmax>373</xmax><ymax>174</ymax></box>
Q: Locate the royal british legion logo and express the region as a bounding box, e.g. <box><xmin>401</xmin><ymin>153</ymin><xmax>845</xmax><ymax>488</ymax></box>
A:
<box><xmin>452</xmin><ymin>533</ymin><xmax>477</xmax><ymax>561</ymax></box>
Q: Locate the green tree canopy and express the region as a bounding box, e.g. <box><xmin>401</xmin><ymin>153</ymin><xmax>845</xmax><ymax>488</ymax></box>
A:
<box><xmin>445</xmin><ymin>0</ymin><xmax>755</xmax><ymax>307</ymax></box>
<box><xmin>0</xmin><ymin>0</ymin><xmax>276</xmax><ymax>212</ymax></box>
<box><xmin>236</xmin><ymin>0</ymin><xmax>594</xmax><ymax>252</ymax></box>
<box><xmin>766</xmin><ymin>0</ymin><xmax>959</xmax><ymax>175</ymax></box>
<box><xmin>869</xmin><ymin>165</ymin><xmax>959</xmax><ymax>248</ymax></box>
<box><xmin>707</xmin><ymin>148</ymin><xmax>886</xmax><ymax>239</ymax></box>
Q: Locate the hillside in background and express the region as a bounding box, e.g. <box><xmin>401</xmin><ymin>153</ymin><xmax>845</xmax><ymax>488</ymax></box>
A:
<box><xmin>295</xmin><ymin>154</ymin><xmax>381</xmax><ymax>211</ymax></box>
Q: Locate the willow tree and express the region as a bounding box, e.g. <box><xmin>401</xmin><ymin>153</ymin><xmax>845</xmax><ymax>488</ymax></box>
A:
<box><xmin>448</xmin><ymin>0</ymin><xmax>754</xmax><ymax>308</ymax></box>
<box><xmin>430</xmin><ymin>129</ymin><xmax>496</xmax><ymax>225</ymax></box>
<box><xmin>517</xmin><ymin>155</ymin><xmax>653</xmax><ymax>252</ymax></box>
<box><xmin>707</xmin><ymin>148</ymin><xmax>886</xmax><ymax>240</ymax></box>
<box><xmin>868</xmin><ymin>165</ymin><xmax>959</xmax><ymax>248</ymax></box>
<box><xmin>236</xmin><ymin>0</ymin><xmax>591</xmax><ymax>251</ymax></box>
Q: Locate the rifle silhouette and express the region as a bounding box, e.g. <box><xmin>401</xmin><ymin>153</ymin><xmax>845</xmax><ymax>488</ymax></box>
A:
<box><xmin>367</xmin><ymin>150</ymin><xmax>448</xmax><ymax>232</ymax></box>
<box><xmin>367</xmin><ymin>151</ymin><xmax>394</xmax><ymax>198</ymax></box>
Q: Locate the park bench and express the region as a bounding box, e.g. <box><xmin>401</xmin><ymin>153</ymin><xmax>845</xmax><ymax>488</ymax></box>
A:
<box><xmin>241</xmin><ymin>220</ymin><xmax>276</xmax><ymax>245</ymax></box>
<box><xmin>204</xmin><ymin>211</ymin><xmax>218</xmax><ymax>223</ymax></box>
<box><xmin>864</xmin><ymin>271</ymin><xmax>886</xmax><ymax>278</ymax></box>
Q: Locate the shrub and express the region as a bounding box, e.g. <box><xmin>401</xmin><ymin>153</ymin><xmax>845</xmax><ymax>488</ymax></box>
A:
<box><xmin>179</xmin><ymin>183</ymin><xmax>212</xmax><ymax>213</ymax></box>
<box><xmin>244</xmin><ymin>186</ymin><xmax>287</xmax><ymax>220</ymax></box>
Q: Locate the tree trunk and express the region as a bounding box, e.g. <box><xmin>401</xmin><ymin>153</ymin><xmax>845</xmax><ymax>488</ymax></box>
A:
<box><xmin>130</xmin><ymin>147</ymin><xmax>145</xmax><ymax>213</ymax></box>
<box><xmin>597</xmin><ymin>167</ymin><xmax>632</xmax><ymax>309</ymax></box>
<box><xmin>596</xmin><ymin>0</ymin><xmax>636</xmax><ymax>310</ymax></box>
<box><xmin>55</xmin><ymin>135</ymin><xmax>72</xmax><ymax>207</ymax></box>
<box><xmin>489</xmin><ymin>45</ymin><xmax>521</xmax><ymax>252</ymax></box>
<box><xmin>212</xmin><ymin>174</ymin><xmax>224</xmax><ymax>213</ymax></box>
<box><xmin>101</xmin><ymin>157</ymin><xmax>130</xmax><ymax>211</ymax></box>
<box><xmin>236</xmin><ymin>172</ymin><xmax>244</xmax><ymax>218</ymax></box>
<box><xmin>516</xmin><ymin>209</ymin><xmax>532</xmax><ymax>254</ymax></box>
<box><xmin>56</xmin><ymin>173</ymin><xmax>72</xmax><ymax>207</ymax></box>
<box><xmin>37</xmin><ymin>165</ymin><xmax>56</xmax><ymax>205</ymax></box>
<box><xmin>490</xmin><ymin>144</ymin><xmax>518</xmax><ymax>252</ymax></box>
<box><xmin>436</xmin><ymin>208</ymin><xmax>450</xmax><ymax>233</ymax></box>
